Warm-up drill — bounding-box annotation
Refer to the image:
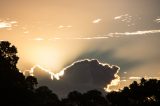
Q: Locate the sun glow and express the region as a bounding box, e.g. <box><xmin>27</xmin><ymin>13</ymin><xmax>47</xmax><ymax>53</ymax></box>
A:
<box><xmin>24</xmin><ymin>44</ymin><xmax>63</xmax><ymax>72</ymax></box>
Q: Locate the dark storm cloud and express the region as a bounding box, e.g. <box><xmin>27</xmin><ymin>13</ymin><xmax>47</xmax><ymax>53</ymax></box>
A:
<box><xmin>72</xmin><ymin>48</ymin><xmax>143</xmax><ymax>76</ymax></box>
<box><xmin>33</xmin><ymin>59</ymin><xmax>120</xmax><ymax>97</ymax></box>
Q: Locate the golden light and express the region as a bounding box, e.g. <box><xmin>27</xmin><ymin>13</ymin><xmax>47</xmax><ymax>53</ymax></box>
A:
<box><xmin>104</xmin><ymin>70</ymin><xmax>120</xmax><ymax>92</ymax></box>
<box><xmin>25</xmin><ymin>44</ymin><xmax>63</xmax><ymax>72</ymax></box>
<box><xmin>28</xmin><ymin>64</ymin><xmax>64</xmax><ymax>80</ymax></box>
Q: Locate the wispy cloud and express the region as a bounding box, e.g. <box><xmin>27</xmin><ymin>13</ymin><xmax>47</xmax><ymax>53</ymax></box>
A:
<box><xmin>114</xmin><ymin>14</ymin><xmax>140</xmax><ymax>27</ymax></box>
<box><xmin>58</xmin><ymin>25</ymin><xmax>72</xmax><ymax>29</ymax></box>
<box><xmin>0</xmin><ymin>21</ymin><xmax>17</xmax><ymax>29</ymax></box>
<box><xmin>92</xmin><ymin>18</ymin><xmax>101</xmax><ymax>24</ymax></box>
<box><xmin>129</xmin><ymin>76</ymin><xmax>160</xmax><ymax>80</ymax></box>
<box><xmin>31</xmin><ymin>36</ymin><xmax>109</xmax><ymax>41</ymax></box>
<box><xmin>29</xmin><ymin>29</ymin><xmax>160</xmax><ymax>41</ymax></box>
<box><xmin>58</xmin><ymin>29</ymin><xmax>160</xmax><ymax>40</ymax></box>
<box><xmin>129</xmin><ymin>77</ymin><xmax>142</xmax><ymax>80</ymax></box>
<box><xmin>28</xmin><ymin>37</ymin><xmax>44</xmax><ymax>41</ymax></box>
<box><xmin>65</xmin><ymin>36</ymin><xmax>109</xmax><ymax>40</ymax></box>
<box><xmin>155</xmin><ymin>18</ymin><xmax>160</xmax><ymax>23</ymax></box>
<box><xmin>108</xmin><ymin>29</ymin><xmax>160</xmax><ymax>36</ymax></box>
<box><xmin>114</xmin><ymin>14</ymin><xmax>130</xmax><ymax>20</ymax></box>
<box><xmin>0</xmin><ymin>22</ymin><xmax>12</xmax><ymax>28</ymax></box>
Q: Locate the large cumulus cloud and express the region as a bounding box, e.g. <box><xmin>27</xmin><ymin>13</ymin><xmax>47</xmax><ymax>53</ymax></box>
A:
<box><xmin>32</xmin><ymin>59</ymin><xmax>120</xmax><ymax>97</ymax></box>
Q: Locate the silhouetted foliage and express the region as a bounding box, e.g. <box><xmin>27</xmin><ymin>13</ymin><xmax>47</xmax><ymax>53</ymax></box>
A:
<box><xmin>106</xmin><ymin>78</ymin><xmax>160</xmax><ymax>106</ymax></box>
<box><xmin>61</xmin><ymin>90</ymin><xmax>109</xmax><ymax>106</ymax></box>
<box><xmin>26</xmin><ymin>76</ymin><xmax>38</xmax><ymax>91</ymax></box>
<box><xmin>34</xmin><ymin>86</ymin><xmax>60</xmax><ymax>106</ymax></box>
<box><xmin>0</xmin><ymin>41</ymin><xmax>160</xmax><ymax>106</ymax></box>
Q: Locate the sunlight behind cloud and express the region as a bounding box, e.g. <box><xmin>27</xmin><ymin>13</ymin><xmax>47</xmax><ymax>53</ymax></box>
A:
<box><xmin>26</xmin><ymin>64</ymin><xmax>64</xmax><ymax>80</ymax></box>
<box><xmin>27</xmin><ymin>46</ymin><xmax>62</xmax><ymax>72</ymax></box>
<box><xmin>104</xmin><ymin>69</ymin><xmax>120</xmax><ymax>92</ymax></box>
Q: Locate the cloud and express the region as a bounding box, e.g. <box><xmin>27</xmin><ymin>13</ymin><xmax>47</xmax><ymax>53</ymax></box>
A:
<box><xmin>155</xmin><ymin>18</ymin><xmax>160</xmax><ymax>23</ymax></box>
<box><xmin>0</xmin><ymin>22</ymin><xmax>12</xmax><ymax>28</ymax></box>
<box><xmin>104</xmin><ymin>70</ymin><xmax>120</xmax><ymax>92</ymax></box>
<box><xmin>26</xmin><ymin>59</ymin><xmax>120</xmax><ymax>97</ymax></box>
<box><xmin>114</xmin><ymin>14</ymin><xmax>140</xmax><ymax>27</ymax></box>
<box><xmin>41</xmin><ymin>29</ymin><xmax>160</xmax><ymax>41</ymax></box>
<box><xmin>24</xmin><ymin>64</ymin><xmax>64</xmax><ymax>80</ymax></box>
<box><xmin>92</xmin><ymin>19</ymin><xmax>101</xmax><ymax>23</ymax></box>
<box><xmin>129</xmin><ymin>77</ymin><xmax>142</xmax><ymax>80</ymax></box>
<box><xmin>0</xmin><ymin>21</ymin><xmax>17</xmax><ymax>29</ymax></box>
<box><xmin>108</xmin><ymin>29</ymin><xmax>160</xmax><ymax>36</ymax></box>
<box><xmin>114</xmin><ymin>14</ymin><xmax>130</xmax><ymax>20</ymax></box>
<box><xmin>58</xmin><ymin>25</ymin><xmax>72</xmax><ymax>29</ymax></box>
<box><xmin>65</xmin><ymin>36</ymin><xmax>109</xmax><ymax>40</ymax></box>
<box><xmin>129</xmin><ymin>76</ymin><xmax>160</xmax><ymax>80</ymax></box>
<box><xmin>47</xmin><ymin>36</ymin><xmax>109</xmax><ymax>40</ymax></box>
<box><xmin>28</xmin><ymin>38</ymin><xmax>44</xmax><ymax>41</ymax></box>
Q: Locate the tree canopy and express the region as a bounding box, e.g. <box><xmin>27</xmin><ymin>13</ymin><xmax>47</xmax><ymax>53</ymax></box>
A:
<box><xmin>0</xmin><ymin>41</ymin><xmax>160</xmax><ymax>106</ymax></box>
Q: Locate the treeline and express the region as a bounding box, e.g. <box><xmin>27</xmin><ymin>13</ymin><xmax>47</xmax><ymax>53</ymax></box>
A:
<box><xmin>0</xmin><ymin>41</ymin><xmax>160</xmax><ymax>106</ymax></box>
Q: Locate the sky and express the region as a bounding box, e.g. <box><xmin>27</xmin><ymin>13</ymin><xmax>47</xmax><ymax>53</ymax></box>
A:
<box><xmin>0</xmin><ymin>0</ymin><xmax>160</xmax><ymax>95</ymax></box>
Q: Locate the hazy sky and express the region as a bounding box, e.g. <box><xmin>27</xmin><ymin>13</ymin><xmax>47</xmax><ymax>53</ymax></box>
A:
<box><xmin>0</xmin><ymin>0</ymin><xmax>160</xmax><ymax>91</ymax></box>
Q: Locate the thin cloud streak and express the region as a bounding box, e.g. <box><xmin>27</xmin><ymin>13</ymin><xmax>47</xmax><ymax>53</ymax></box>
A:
<box><xmin>0</xmin><ymin>22</ymin><xmax>12</xmax><ymax>28</ymax></box>
<box><xmin>58</xmin><ymin>25</ymin><xmax>72</xmax><ymax>29</ymax></box>
<box><xmin>92</xmin><ymin>19</ymin><xmax>101</xmax><ymax>23</ymax></box>
<box><xmin>66</xmin><ymin>36</ymin><xmax>109</xmax><ymax>40</ymax></box>
<box><xmin>108</xmin><ymin>29</ymin><xmax>160</xmax><ymax>36</ymax></box>
<box><xmin>31</xmin><ymin>36</ymin><xmax>109</xmax><ymax>41</ymax></box>
<box><xmin>114</xmin><ymin>14</ymin><xmax>130</xmax><ymax>20</ymax></box>
<box><xmin>155</xmin><ymin>18</ymin><xmax>160</xmax><ymax>23</ymax></box>
<box><xmin>0</xmin><ymin>21</ymin><xmax>17</xmax><ymax>29</ymax></box>
<box><xmin>129</xmin><ymin>76</ymin><xmax>160</xmax><ymax>80</ymax></box>
<box><xmin>30</xmin><ymin>29</ymin><xmax>160</xmax><ymax>41</ymax></box>
<box><xmin>129</xmin><ymin>77</ymin><xmax>142</xmax><ymax>80</ymax></box>
<box><xmin>29</xmin><ymin>38</ymin><xmax>44</xmax><ymax>41</ymax></box>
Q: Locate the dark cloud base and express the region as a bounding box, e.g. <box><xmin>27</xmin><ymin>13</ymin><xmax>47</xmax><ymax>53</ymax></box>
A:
<box><xmin>33</xmin><ymin>59</ymin><xmax>120</xmax><ymax>97</ymax></box>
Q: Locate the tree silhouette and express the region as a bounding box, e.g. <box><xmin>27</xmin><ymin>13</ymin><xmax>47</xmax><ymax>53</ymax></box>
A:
<box><xmin>106</xmin><ymin>78</ymin><xmax>160</xmax><ymax>106</ymax></box>
<box><xmin>1</xmin><ymin>41</ymin><xmax>160</xmax><ymax>106</ymax></box>
<box><xmin>0</xmin><ymin>41</ymin><xmax>25</xmax><ymax>88</ymax></box>
<box><xmin>26</xmin><ymin>76</ymin><xmax>38</xmax><ymax>91</ymax></box>
<box><xmin>61</xmin><ymin>91</ymin><xmax>83</xmax><ymax>106</ymax></box>
<box><xmin>35</xmin><ymin>86</ymin><xmax>60</xmax><ymax>106</ymax></box>
<box><xmin>82</xmin><ymin>90</ymin><xmax>108</xmax><ymax>106</ymax></box>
